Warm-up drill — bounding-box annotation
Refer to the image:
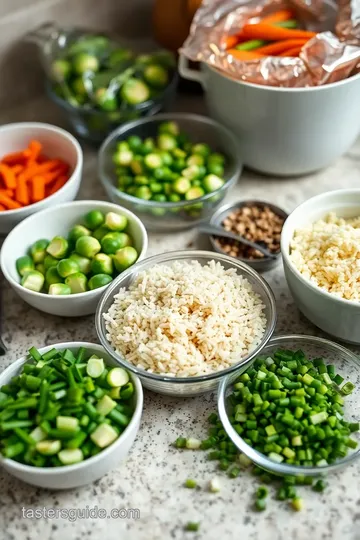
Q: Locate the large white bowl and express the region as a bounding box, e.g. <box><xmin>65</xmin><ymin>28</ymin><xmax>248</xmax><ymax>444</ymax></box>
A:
<box><xmin>0</xmin><ymin>200</ymin><xmax>148</xmax><ymax>317</ymax></box>
<box><xmin>0</xmin><ymin>122</ymin><xmax>83</xmax><ymax>234</ymax></box>
<box><xmin>0</xmin><ymin>342</ymin><xmax>143</xmax><ymax>489</ymax></box>
<box><xmin>281</xmin><ymin>189</ymin><xmax>360</xmax><ymax>344</ymax></box>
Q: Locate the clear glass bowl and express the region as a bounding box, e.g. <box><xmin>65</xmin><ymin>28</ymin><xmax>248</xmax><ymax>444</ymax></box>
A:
<box><xmin>47</xmin><ymin>73</ymin><xmax>178</xmax><ymax>145</ymax></box>
<box><xmin>95</xmin><ymin>250</ymin><xmax>277</xmax><ymax>397</ymax></box>
<box><xmin>98</xmin><ymin>113</ymin><xmax>243</xmax><ymax>231</ymax></box>
<box><xmin>218</xmin><ymin>335</ymin><xmax>360</xmax><ymax>476</ymax></box>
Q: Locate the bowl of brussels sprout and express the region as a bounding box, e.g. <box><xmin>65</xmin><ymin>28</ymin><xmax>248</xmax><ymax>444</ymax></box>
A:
<box><xmin>0</xmin><ymin>200</ymin><xmax>148</xmax><ymax>317</ymax></box>
<box><xmin>98</xmin><ymin>113</ymin><xmax>243</xmax><ymax>231</ymax></box>
<box><xmin>38</xmin><ymin>26</ymin><xmax>178</xmax><ymax>144</ymax></box>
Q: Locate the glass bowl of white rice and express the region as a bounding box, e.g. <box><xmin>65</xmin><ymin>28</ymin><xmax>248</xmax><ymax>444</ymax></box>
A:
<box><xmin>95</xmin><ymin>250</ymin><xmax>276</xmax><ymax>396</ymax></box>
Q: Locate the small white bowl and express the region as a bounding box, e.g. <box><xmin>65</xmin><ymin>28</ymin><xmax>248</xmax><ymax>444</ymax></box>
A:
<box><xmin>0</xmin><ymin>342</ymin><xmax>143</xmax><ymax>490</ymax></box>
<box><xmin>281</xmin><ymin>189</ymin><xmax>360</xmax><ymax>344</ymax></box>
<box><xmin>0</xmin><ymin>122</ymin><xmax>83</xmax><ymax>234</ymax></box>
<box><xmin>0</xmin><ymin>200</ymin><xmax>148</xmax><ymax>317</ymax></box>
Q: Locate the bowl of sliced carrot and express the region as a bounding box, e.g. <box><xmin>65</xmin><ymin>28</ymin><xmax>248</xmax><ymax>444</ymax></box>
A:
<box><xmin>0</xmin><ymin>122</ymin><xmax>83</xmax><ymax>234</ymax></box>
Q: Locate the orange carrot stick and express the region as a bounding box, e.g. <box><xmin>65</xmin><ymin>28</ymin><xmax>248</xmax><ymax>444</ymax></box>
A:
<box><xmin>0</xmin><ymin>189</ymin><xmax>14</xmax><ymax>197</ymax></box>
<box><xmin>1</xmin><ymin>151</ymin><xmax>27</xmax><ymax>165</ymax></box>
<box><xmin>24</xmin><ymin>140</ymin><xmax>43</xmax><ymax>163</ymax></box>
<box><xmin>0</xmin><ymin>163</ymin><xmax>17</xmax><ymax>189</ymax></box>
<box><xmin>0</xmin><ymin>192</ymin><xmax>22</xmax><ymax>209</ymax></box>
<box><xmin>260</xmin><ymin>9</ymin><xmax>295</xmax><ymax>24</ymax></box>
<box><xmin>228</xmin><ymin>49</ymin><xmax>266</xmax><ymax>60</ymax></box>
<box><xmin>15</xmin><ymin>175</ymin><xmax>30</xmax><ymax>206</ymax></box>
<box><xmin>242</xmin><ymin>23</ymin><xmax>315</xmax><ymax>41</ymax></box>
<box><xmin>31</xmin><ymin>176</ymin><xmax>46</xmax><ymax>203</ymax></box>
<box><xmin>256</xmin><ymin>38</ymin><xmax>308</xmax><ymax>55</ymax></box>
<box><xmin>48</xmin><ymin>175</ymin><xmax>68</xmax><ymax>196</ymax></box>
<box><xmin>11</xmin><ymin>164</ymin><xmax>24</xmax><ymax>175</ymax></box>
<box><xmin>0</xmin><ymin>204</ymin><xmax>5</xmax><ymax>211</ymax></box>
<box><xmin>20</xmin><ymin>159</ymin><xmax>65</xmax><ymax>182</ymax></box>
<box><xmin>279</xmin><ymin>45</ymin><xmax>303</xmax><ymax>56</ymax></box>
<box><xmin>223</xmin><ymin>35</ymin><xmax>242</xmax><ymax>49</ymax></box>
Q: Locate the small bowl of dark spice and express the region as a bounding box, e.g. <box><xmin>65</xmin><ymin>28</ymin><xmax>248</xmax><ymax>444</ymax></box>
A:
<box><xmin>208</xmin><ymin>200</ymin><xmax>288</xmax><ymax>272</ymax></box>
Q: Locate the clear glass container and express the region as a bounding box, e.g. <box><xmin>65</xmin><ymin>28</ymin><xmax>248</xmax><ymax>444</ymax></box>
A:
<box><xmin>95</xmin><ymin>250</ymin><xmax>277</xmax><ymax>397</ymax></box>
<box><xmin>218</xmin><ymin>335</ymin><xmax>360</xmax><ymax>476</ymax></box>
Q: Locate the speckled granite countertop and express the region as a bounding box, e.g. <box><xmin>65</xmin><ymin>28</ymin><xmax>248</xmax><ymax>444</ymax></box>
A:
<box><xmin>0</xmin><ymin>95</ymin><xmax>360</xmax><ymax>540</ymax></box>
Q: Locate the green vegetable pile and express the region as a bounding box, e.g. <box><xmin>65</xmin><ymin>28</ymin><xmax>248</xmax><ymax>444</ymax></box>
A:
<box><xmin>173</xmin><ymin>348</ymin><xmax>359</xmax><ymax>512</ymax></box>
<box><xmin>50</xmin><ymin>33</ymin><xmax>175</xmax><ymax>112</ymax></box>
<box><xmin>114</xmin><ymin>121</ymin><xmax>227</xmax><ymax>214</ymax></box>
<box><xmin>0</xmin><ymin>346</ymin><xmax>135</xmax><ymax>467</ymax></box>
<box><xmin>16</xmin><ymin>209</ymin><xmax>139</xmax><ymax>295</ymax></box>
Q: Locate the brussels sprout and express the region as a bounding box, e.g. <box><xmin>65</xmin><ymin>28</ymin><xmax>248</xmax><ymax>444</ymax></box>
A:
<box><xmin>152</xmin><ymin>194</ymin><xmax>167</xmax><ymax>203</ymax></box>
<box><xmin>46</xmin><ymin>237</ymin><xmax>69</xmax><ymax>259</ymax></box>
<box><xmin>83</xmin><ymin>210</ymin><xmax>105</xmax><ymax>231</ymax></box>
<box><xmin>157</xmin><ymin>134</ymin><xmax>177</xmax><ymax>152</ymax></box>
<box><xmin>30</xmin><ymin>239</ymin><xmax>49</xmax><ymax>264</ymax></box>
<box><xmin>185</xmin><ymin>187</ymin><xmax>205</xmax><ymax>200</ymax></box>
<box><xmin>134</xmin><ymin>175</ymin><xmax>149</xmax><ymax>186</ymax></box>
<box><xmin>141</xmin><ymin>138</ymin><xmax>155</xmax><ymax>155</ymax></box>
<box><xmin>21</xmin><ymin>271</ymin><xmax>44</xmax><ymax>292</ymax></box>
<box><xmin>94</xmin><ymin>88</ymin><xmax>117</xmax><ymax>112</ymax></box>
<box><xmin>192</xmin><ymin>143</ymin><xmax>211</xmax><ymax>158</ymax></box>
<box><xmin>144</xmin><ymin>64</ymin><xmax>168</xmax><ymax>88</ymax></box>
<box><xmin>120</xmin><ymin>78</ymin><xmax>150</xmax><ymax>105</ymax></box>
<box><xmin>57</xmin><ymin>258</ymin><xmax>80</xmax><ymax>278</ymax></box>
<box><xmin>45</xmin><ymin>266</ymin><xmax>63</xmax><ymax>286</ymax></box>
<box><xmin>72</xmin><ymin>77</ymin><xmax>88</xmax><ymax>97</ymax></box>
<box><xmin>203</xmin><ymin>174</ymin><xmax>225</xmax><ymax>193</ymax></box>
<box><xmin>52</xmin><ymin>59</ymin><xmax>71</xmax><ymax>82</ymax></box>
<box><xmin>113</xmin><ymin>149</ymin><xmax>134</xmax><ymax>167</ymax></box>
<box><xmin>108</xmin><ymin>48</ymin><xmax>133</xmax><ymax>67</ymax></box>
<box><xmin>104</xmin><ymin>212</ymin><xmax>127</xmax><ymax>231</ymax></box>
<box><xmin>207</xmin><ymin>162</ymin><xmax>224</xmax><ymax>176</ymax></box>
<box><xmin>72</xmin><ymin>53</ymin><xmax>99</xmax><ymax>75</ymax></box>
<box><xmin>173</xmin><ymin>177</ymin><xmax>191</xmax><ymax>194</ymax></box>
<box><xmin>127</xmin><ymin>135</ymin><xmax>142</xmax><ymax>152</ymax></box>
<box><xmin>149</xmin><ymin>182</ymin><xmax>163</xmax><ymax>194</ymax></box>
<box><xmin>113</xmin><ymin>247</ymin><xmax>138</xmax><ymax>273</ymax></box>
<box><xmin>92</xmin><ymin>226</ymin><xmax>109</xmax><ymax>241</ymax></box>
<box><xmin>144</xmin><ymin>153</ymin><xmax>162</xmax><ymax>170</ymax></box>
<box><xmin>168</xmin><ymin>193</ymin><xmax>181</xmax><ymax>203</ymax></box>
<box><xmin>88</xmin><ymin>274</ymin><xmax>113</xmax><ymax>290</ymax></box>
<box><xmin>130</xmin><ymin>157</ymin><xmax>144</xmax><ymax>176</ymax></box>
<box><xmin>187</xmin><ymin>155</ymin><xmax>204</xmax><ymax>167</ymax></box>
<box><xmin>158</xmin><ymin>121</ymin><xmax>180</xmax><ymax>136</ymax></box>
<box><xmin>48</xmin><ymin>283</ymin><xmax>71</xmax><ymax>296</ymax></box>
<box><xmin>101</xmin><ymin>232</ymin><xmax>131</xmax><ymax>255</ymax></box>
<box><xmin>90</xmin><ymin>253</ymin><xmax>113</xmax><ymax>275</ymax></box>
<box><xmin>35</xmin><ymin>263</ymin><xmax>45</xmax><ymax>275</ymax></box>
<box><xmin>134</xmin><ymin>186</ymin><xmax>151</xmax><ymax>200</ymax></box>
<box><xmin>68</xmin><ymin>253</ymin><xmax>92</xmax><ymax>275</ymax></box>
<box><xmin>16</xmin><ymin>255</ymin><xmax>34</xmax><ymax>277</ymax></box>
<box><xmin>75</xmin><ymin>236</ymin><xmax>101</xmax><ymax>258</ymax></box>
<box><xmin>65</xmin><ymin>272</ymin><xmax>88</xmax><ymax>294</ymax></box>
<box><xmin>43</xmin><ymin>254</ymin><xmax>58</xmax><ymax>271</ymax></box>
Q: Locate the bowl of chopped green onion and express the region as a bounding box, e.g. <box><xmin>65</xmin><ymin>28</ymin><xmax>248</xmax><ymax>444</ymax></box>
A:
<box><xmin>218</xmin><ymin>335</ymin><xmax>360</xmax><ymax>477</ymax></box>
<box><xmin>0</xmin><ymin>342</ymin><xmax>143</xmax><ymax>489</ymax></box>
<box><xmin>98</xmin><ymin>113</ymin><xmax>243</xmax><ymax>231</ymax></box>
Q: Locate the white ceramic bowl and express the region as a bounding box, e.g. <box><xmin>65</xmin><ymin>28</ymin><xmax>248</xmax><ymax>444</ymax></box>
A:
<box><xmin>0</xmin><ymin>122</ymin><xmax>83</xmax><ymax>234</ymax></box>
<box><xmin>281</xmin><ymin>189</ymin><xmax>360</xmax><ymax>344</ymax></box>
<box><xmin>0</xmin><ymin>342</ymin><xmax>143</xmax><ymax>489</ymax></box>
<box><xmin>0</xmin><ymin>200</ymin><xmax>148</xmax><ymax>317</ymax></box>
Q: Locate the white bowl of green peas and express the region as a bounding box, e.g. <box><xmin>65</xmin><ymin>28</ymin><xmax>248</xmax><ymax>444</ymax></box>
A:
<box><xmin>0</xmin><ymin>342</ymin><xmax>143</xmax><ymax>489</ymax></box>
<box><xmin>0</xmin><ymin>200</ymin><xmax>148</xmax><ymax>317</ymax></box>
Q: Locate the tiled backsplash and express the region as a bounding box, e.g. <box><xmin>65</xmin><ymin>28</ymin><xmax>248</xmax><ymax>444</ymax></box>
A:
<box><xmin>0</xmin><ymin>0</ymin><xmax>153</xmax><ymax>109</ymax></box>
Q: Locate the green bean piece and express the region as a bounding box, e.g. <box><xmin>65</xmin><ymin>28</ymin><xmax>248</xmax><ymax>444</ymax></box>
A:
<box><xmin>184</xmin><ymin>522</ymin><xmax>200</xmax><ymax>532</ymax></box>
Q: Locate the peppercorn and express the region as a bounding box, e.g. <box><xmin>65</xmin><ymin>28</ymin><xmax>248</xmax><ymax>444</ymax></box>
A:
<box><xmin>214</xmin><ymin>203</ymin><xmax>285</xmax><ymax>260</ymax></box>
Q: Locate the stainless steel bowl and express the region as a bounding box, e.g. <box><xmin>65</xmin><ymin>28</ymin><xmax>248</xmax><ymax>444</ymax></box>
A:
<box><xmin>95</xmin><ymin>250</ymin><xmax>277</xmax><ymax>397</ymax></box>
<box><xmin>209</xmin><ymin>200</ymin><xmax>288</xmax><ymax>272</ymax></box>
<box><xmin>98</xmin><ymin>114</ymin><xmax>243</xmax><ymax>231</ymax></box>
<box><xmin>218</xmin><ymin>335</ymin><xmax>360</xmax><ymax>476</ymax></box>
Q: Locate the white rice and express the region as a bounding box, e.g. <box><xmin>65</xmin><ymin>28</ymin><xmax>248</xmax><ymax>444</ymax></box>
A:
<box><xmin>103</xmin><ymin>259</ymin><xmax>267</xmax><ymax>377</ymax></box>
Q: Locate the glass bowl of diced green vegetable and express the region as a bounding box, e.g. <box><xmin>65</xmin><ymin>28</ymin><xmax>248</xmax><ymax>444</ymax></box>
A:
<box><xmin>0</xmin><ymin>342</ymin><xmax>143</xmax><ymax>489</ymax></box>
<box><xmin>98</xmin><ymin>113</ymin><xmax>243</xmax><ymax>231</ymax></box>
<box><xmin>218</xmin><ymin>335</ymin><xmax>360</xmax><ymax>478</ymax></box>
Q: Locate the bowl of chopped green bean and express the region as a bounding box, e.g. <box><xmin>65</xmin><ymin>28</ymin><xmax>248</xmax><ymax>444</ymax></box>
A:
<box><xmin>218</xmin><ymin>335</ymin><xmax>360</xmax><ymax>477</ymax></box>
<box><xmin>0</xmin><ymin>342</ymin><xmax>143</xmax><ymax>489</ymax></box>
<box><xmin>98</xmin><ymin>113</ymin><xmax>243</xmax><ymax>231</ymax></box>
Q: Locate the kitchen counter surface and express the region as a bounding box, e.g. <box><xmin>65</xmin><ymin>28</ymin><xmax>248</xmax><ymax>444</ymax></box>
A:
<box><xmin>1</xmin><ymin>94</ymin><xmax>360</xmax><ymax>540</ymax></box>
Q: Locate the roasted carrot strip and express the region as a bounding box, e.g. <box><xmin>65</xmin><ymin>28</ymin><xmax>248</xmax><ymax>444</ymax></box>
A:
<box><xmin>260</xmin><ymin>9</ymin><xmax>295</xmax><ymax>25</ymax></box>
<box><xmin>15</xmin><ymin>175</ymin><xmax>30</xmax><ymax>206</ymax></box>
<box><xmin>0</xmin><ymin>193</ymin><xmax>22</xmax><ymax>209</ymax></box>
<box><xmin>256</xmin><ymin>38</ymin><xmax>308</xmax><ymax>55</ymax></box>
<box><xmin>48</xmin><ymin>175</ymin><xmax>68</xmax><ymax>196</ymax></box>
<box><xmin>0</xmin><ymin>163</ymin><xmax>17</xmax><ymax>189</ymax></box>
<box><xmin>242</xmin><ymin>23</ymin><xmax>315</xmax><ymax>41</ymax></box>
<box><xmin>228</xmin><ymin>49</ymin><xmax>266</xmax><ymax>60</ymax></box>
<box><xmin>31</xmin><ymin>176</ymin><xmax>46</xmax><ymax>203</ymax></box>
<box><xmin>280</xmin><ymin>45</ymin><xmax>303</xmax><ymax>57</ymax></box>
